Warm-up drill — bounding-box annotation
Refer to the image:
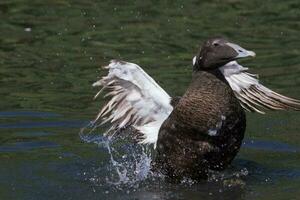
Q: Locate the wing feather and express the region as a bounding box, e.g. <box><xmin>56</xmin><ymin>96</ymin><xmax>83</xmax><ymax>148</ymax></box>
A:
<box><xmin>88</xmin><ymin>60</ymin><xmax>173</xmax><ymax>146</ymax></box>
<box><xmin>220</xmin><ymin>61</ymin><xmax>300</xmax><ymax>114</ymax></box>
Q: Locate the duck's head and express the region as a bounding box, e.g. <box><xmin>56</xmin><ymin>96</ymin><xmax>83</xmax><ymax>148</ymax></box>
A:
<box><xmin>193</xmin><ymin>37</ymin><xmax>255</xmax><ymax>70</ymax></box>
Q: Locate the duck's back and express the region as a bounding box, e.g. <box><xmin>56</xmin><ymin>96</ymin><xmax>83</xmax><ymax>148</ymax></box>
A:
<box><xmin>154</xmin><ymin>69</ymin><xmax>246</xmax><ymax>180</ymax></box>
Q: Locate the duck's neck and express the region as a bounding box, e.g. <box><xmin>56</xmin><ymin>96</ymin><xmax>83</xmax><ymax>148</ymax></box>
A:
<box><xmin>191</xmin><ymin>69</ymin><xmax>229</xmax><ymax>89</ymax></box>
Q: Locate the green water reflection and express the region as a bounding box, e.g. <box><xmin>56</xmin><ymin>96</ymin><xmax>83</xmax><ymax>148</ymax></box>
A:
<box><xmin>0</xmin><ymin>0</ymin><xmax>299</xmax><ymax>199</ymax></box>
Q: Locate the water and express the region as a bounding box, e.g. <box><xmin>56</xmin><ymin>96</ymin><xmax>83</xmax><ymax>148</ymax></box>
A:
<box><xmin>0</xmin><ymin>0</ymin><xmax>300</xmax><ymax>199</ymax></box>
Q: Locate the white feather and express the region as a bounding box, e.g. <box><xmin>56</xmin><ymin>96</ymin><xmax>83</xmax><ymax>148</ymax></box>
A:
<box><xmin>90</xmin><ymin>59</ymin><xmax>300</xmax><ymax>146</ymax></box>
<box><xmin>92</xmin><ymin>60</ymin><xmax>173</xmax><ymax>147</ymax></box>
<box><xmin>220</xmin><ymin>61</ymin><xmax>300</xmax><ymax>113</ymax></box>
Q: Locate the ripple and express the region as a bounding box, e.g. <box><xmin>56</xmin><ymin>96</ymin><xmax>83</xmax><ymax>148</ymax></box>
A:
<box><xmin>14</xmin><ymin>131</ymin><xmax>53</xmax><ymax>137</ymax></box>
<box><xmin>0</xmin><ymin>120</ymin><xmax>88</xmax><ymax>129</ymax></box>
<box><xmin>0</xmin><ymin>111</ymin><xmax>61</xmax><ymax>118</ymax></box>
<box><xmin>0</xmin><ymin>141</ymin><xmax>59</xmax><ymax>152</ymax></box>
<box><xmin>242</xmin><ymin>139</ymin><xmax>299</xmax><ymax>153</ymax></box>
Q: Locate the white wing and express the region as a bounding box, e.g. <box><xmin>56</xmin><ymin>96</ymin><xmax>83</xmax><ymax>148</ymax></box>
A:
<box><xmin>220</xmin><ymin>61</ymin><xmax>300</xmax><ymax>114</ymax></box>
<box><xmin>91</xmin><ymin>60</ymin><xmax>173</xmax><ymax>146</ymax></box>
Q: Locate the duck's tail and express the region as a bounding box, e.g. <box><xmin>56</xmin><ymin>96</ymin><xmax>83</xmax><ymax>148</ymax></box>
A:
<box><xmin>220</xmin><ymin>61</ymin><xmax>300</xmax><ymax>114</ymax></box>
<box><xmin>90</xmin><ymin>60</ymin><xmax>173</xmax><ymax>147</ymax></box>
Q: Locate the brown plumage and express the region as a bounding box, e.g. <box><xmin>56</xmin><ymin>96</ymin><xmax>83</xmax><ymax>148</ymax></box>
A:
<box><xmin>153</xmin><ymin>70</ymin><xmax>246</xmax><ymax>180</ymax></box>
<box><xmin>89</xmin><ymin>37</ymin><xmax>300</xmax><ymax>181</ymax></box>
<box><xmin>152</xmin><ymin>38</ymin><xmax>298</xmax><ymax>180</ymax></box>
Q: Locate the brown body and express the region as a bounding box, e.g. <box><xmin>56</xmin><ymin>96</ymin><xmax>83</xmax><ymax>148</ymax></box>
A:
<box><xmin>93</xmin><ymin>38</ymin><xmax>300</xmax><ymax>181</ymax></box>
<box><xmin>153</xmin><ymin>69</ymin><xmax>246</xmax><ymax>180</ymax></box>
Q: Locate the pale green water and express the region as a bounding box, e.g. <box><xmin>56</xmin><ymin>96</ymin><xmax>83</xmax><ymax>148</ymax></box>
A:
<box><xmin>0</xmin><ymin>0</ymin><xmax>300</xmax><ymax>199</ymax></box>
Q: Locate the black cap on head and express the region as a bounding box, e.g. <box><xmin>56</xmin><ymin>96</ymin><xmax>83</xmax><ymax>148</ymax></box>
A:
<box><xmin>193</xmin><ymin>38</ymin><xmax>255</xmax><ymax>71</ymax></box>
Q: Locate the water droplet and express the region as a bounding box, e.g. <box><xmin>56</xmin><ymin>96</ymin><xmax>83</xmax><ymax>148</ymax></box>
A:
<box><xmin>24</xmin><ymin>27</ymin><xmax>31</xmax><ymax>32</ymax></box>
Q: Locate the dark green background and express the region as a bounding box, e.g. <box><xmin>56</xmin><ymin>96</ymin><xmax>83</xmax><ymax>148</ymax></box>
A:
<box><xmin>0</xmin><ymin>0</ymin><xmax>299</xmax><ymax>199</ymax></box>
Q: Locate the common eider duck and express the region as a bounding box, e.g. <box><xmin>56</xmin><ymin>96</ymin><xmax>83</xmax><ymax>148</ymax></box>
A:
<box><xmin>90</xmin><ymin>38</ymin><xmax>300</xmax><ymax>180</ymax></box>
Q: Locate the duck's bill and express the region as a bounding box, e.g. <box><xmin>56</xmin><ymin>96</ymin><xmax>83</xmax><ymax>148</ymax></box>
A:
<box><xmin>226</xmin><ymin>42</ymin><xmax>256</xmax><ymax>59</ymax></box>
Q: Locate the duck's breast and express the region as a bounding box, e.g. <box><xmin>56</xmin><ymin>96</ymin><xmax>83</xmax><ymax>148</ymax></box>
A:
<box><xmin>171</xmin><ymin>70</ymin><xmax>245</xmax><ymax>138</ymax></box>
<box><xmin>154</xmin><ymin>70</ymin><xmax>246</xmax><ymax>179</ymax></box>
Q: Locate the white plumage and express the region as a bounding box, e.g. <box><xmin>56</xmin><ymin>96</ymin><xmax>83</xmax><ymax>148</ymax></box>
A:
<box><xmin>92</xmin><ymin>60</ymin><xmax>173</xmax><ymax>147</ymax></box>
<box><xmin>91</xmin><ymin>59</ymin><xmax>300</xmax><ymax>146</ymax></box>
<box><xmin>221</xmin><ymin>61</ymin><xmax>300</xmax><ymax>114</ymax></box>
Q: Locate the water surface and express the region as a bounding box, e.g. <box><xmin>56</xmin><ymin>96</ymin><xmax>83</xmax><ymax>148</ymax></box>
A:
<box><xmin>0</xmin><ymin>0</ymin><xmax>300</xmax><ymax>199</ymax></box>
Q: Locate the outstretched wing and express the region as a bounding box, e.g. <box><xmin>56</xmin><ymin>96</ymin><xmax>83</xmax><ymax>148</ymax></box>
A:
<box><xmin>220</xmin><ymin>61</ymin><xmax>300</xmax><ymax>114</ymax></box>
<box><xmin>91</xmin><ymin>60</ymin><xmax>173</xmax><ymax>146</ymax></box>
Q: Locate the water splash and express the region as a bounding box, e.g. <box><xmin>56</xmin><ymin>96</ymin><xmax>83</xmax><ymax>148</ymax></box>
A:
<box><xmin>80</xmin><ymin>125</ymin><xmax>153</xmax><ymax>188</ymax></box>
<box><xmin>79</xmin><ymin>122</ymin><xmax>249</xmax><ymax>190</ymax></box>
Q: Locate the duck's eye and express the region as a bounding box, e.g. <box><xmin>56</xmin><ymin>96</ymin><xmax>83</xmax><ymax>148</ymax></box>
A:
<box><xmin>213</xmin><ymin>42</ymin><xmax>219</xmax><ymax>47</ymax></box>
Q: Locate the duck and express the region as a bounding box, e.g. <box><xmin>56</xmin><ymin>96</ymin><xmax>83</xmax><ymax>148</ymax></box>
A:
<box><xmin>89</xmin><ymin>37</ymin><xmax>300</xmax><ymax>181</ymax></box>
